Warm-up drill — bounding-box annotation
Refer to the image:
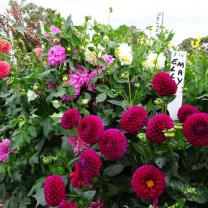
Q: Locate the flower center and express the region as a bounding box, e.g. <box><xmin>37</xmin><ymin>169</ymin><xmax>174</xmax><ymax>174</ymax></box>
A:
<box><xmin>146</xmin><ymin>179</ymin><xmax>154</xmax><ymax>189</ymax></box>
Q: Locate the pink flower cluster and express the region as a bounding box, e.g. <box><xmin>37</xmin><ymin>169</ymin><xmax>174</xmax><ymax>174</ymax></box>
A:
<box><xmin>65</xmin><ymin>65</ymin><xmax>104</xmax><ymax>100</ymax></box>
<box><xmin>0</xmin><ymin>139</ymin><xmax>11</xmax><ymax>162</ymax></box>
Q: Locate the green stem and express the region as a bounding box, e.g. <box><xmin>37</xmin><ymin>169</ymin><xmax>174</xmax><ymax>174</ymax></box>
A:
<box><xmin>127</xmin><ymin>75</ymin><xmax>132</xmax><ymax>106</ymax></box>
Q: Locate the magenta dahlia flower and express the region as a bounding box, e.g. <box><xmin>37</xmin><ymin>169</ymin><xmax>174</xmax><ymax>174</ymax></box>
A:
<box><xmin>50</xmin><ymin>25</ymin><xmax>61</xmax><ymax>34</ymax></box>
<box><xmin>59</xmin><ymin>199</ymin><xmax>78</xmax><ymax>208</ymax></box>
<box><xmin>131</xmin><ymin>164</ymin><xmax>165</xmax><ymax>200</ymax></box>
<box><xmin>67</xmin><ymin>136</ymin><xmax>89</xmax><ymax>155</ymax></box>
<box><xmin>70</xmin><ymin>149</ymin><xmax>102</xmax><ymax>188</ymax></box>
<box><xmin>79</xmin><ymin>149</ymin><xmax>102</xmax><ymax>179</ymax></box>
<box><xmin>146</xmin><ymin>114</ymin><xmax>174</xmax><ymax>143</ymax></box>
<box><xmin>61</xmin><ymin>108</ymin><xmax>80</xmax><ymax>130</ymax></box>
<box><xmin>0</xmin><ymin>61</ymin><xmax>11</xmax><ymax>78</ymax></box>
<box><xmin>183</xmin><ymin>113</ymin><xmax>208</xmax><ymax>147</ymax></box>
<box><xmin>152</xmin><ymin>72</ymin><xmax>177</xmax><ymax>96</ymax></box>
<box><xmin>44</xmin><ymin>175</ymin><xmax>65</xmax><ymax>207</ymax></box>
<box><xmin>0</xmin><ymin>139</ymin><xmax>11</xmax><ymax>162</ymax></box>
<box><xmin>177</xmin><ymin>104</ymin><xmax>200</xmax><ymax>123</ymax></box>
<box><xmin>99</xmin><ymin>128</ymin><xmax>128</xmax><ymax>160</ymax></box>
<box><xmin>0</xmin><ymin>39</ymin><xmax>11</xmax><ymax>54</ymax></box>
<box><xmin>101</xmin><ymin>54</ymin><xmax>114</xmax><ymax>65</ymax></box>
<box><xmin>120</xmin><ymin>106</ymin><xmax>148</xmax><ymax>134</ymax></box>
<box><xmin>48</xmin><ymin>44</ymin><xmax>66</xmax><ymax>67</ymax></box>
<box><xmin>78</xmin><ymin>115</ymin><xmax>104</xmax><ymax>144</ymax></box>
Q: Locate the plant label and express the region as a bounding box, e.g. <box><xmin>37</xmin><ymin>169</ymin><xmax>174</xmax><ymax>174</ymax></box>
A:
<box><xmin>155</xmin><ymin>12</ymin><xmax>164</xmax><ymax>36</ymax></box>
<box><xmin>168</xmin><ymin>51</ymin><xmax>187</xmax><ymax>120</ymax></box>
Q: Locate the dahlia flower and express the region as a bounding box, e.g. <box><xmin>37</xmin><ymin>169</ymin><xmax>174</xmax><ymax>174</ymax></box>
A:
<box><xmin>78</xmin><ymin>115</ymin><xmax>104</xmax><ymax>144</ymax></box>
<box><xmin>152</xmin><ymin>71</ymin><xmax>177</xmax><ymax>96</ymax></box>
<box><xmin>34</xmin><ymin>47</ymin><xmax>44</xmax><ymax>56</ymax></box>
<box><xmin>177</xmin><ymin>104</ymin><xmax>200</xmax><ymax>123</ymax></box>
<box><xmin>0</xmin><ymin>61</ymin><xmax>11</xmax><ymax>78</ymax></box>
<box><xmin>67</xmin><ymin>136</ymin><xmax>89</xmax><ymax>155</ymax></box>
<box><xmin>146</xmin><ymin>114</ymin><xmax>174</xmax><ymax>143</ymax></box>
<box><xmin>59</xmin><ymin>199</ymin><xmax>78</xmax><ymax>208</ymax></box>
<box><xmin>120</xmin><ymin>106</ymin><xmax>148</xmax><ymax>134</ymax></box>
<box><xmin>0</xmin><ymin>39</ymin><xmax>11</xmax><ymax>54</ymax></box>
<box><xmin>115</xmin><ymin>43</ymin><xmax>133</xmax><ymax>65</ymax></box>
<box><xmin>131</xmin><ymin>164</ymin><xmax>165</xmax><ymax>200</ymax></box>
<box><xmin>47</xmin><ymin>44</ymin><xmax>66</xmax><ymax>67</ymax></box>
<box><xmin>143</xmin><ymin>53</ymin><xmax>166</xmax><ymax>70</ymax></box>
<box><xmin>0</xmin><ymin>139</ymin><xmax>11</xmax><ymax>162</ymax></box>
<box><xmin>99</xmin><ymin>128</ymin><xmax>128</xmax><ymax>160</ymax></box>
<box><xmin>50</xmin><ymin>25</ymin><xmax>61</xmax><ymax>34</ymax></box>
<box><xmin>183</xmin><ymin>113</ymin><xmax>208</xmax><ymax>147</ymax></box>
<box><xmin>70</xmin><ymin>149</ymin><xmax>102</xmax><ymax>188</ymax></box>
<box><xmin>61</xmin><ymin>108</ymin><xmax>80</xmax><ymax>130</ymax></box>
<box><xmin>84</xmin><ymin>48</ymin><xmax>97</xmax><ymax>65</ymax></box>
<box><xmin>44</xmin><ymin>175</ymin><xmax>65</xmax><ymax>206</ymax></box>
<box><xmin>101</xmin><ymin>54</ymin><xmax>114</xmax><ymax>65</ymax></box>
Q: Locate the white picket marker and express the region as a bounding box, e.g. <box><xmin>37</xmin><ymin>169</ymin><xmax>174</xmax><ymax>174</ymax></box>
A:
<box><xmin>155</xmin><ymin>12</ymin><xmax>164</xmax><ymax>36</ymax></box>
<box><xmin>167</xmin><ymin>51</ymin><xmax>187</xmax><ymax>120</ymax></box>
<box><xmin>9</xmin><ymin>31</ymin><xmax>17</xmax><ymax>64</ymax></box>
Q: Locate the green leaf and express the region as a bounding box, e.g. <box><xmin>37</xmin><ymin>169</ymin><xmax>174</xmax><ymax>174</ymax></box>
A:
<box><xmin>52</xmin><ymin>100</ymin><xmax>62</xmax><ymax>109</ymax></box>
<box><xmin>104</xmin><ymin>164</ymin><xmax>125</xmax><ymax>176</ymax></box>
<box><xmin>41</xmin><ymin>118</ymin><xmax>53</xmax><ymax>137</ymax></box>
<box><xmin>27</xmin><ymin>90</ymin><xmax>38</xmax><ymax>102</ymax></box>
<box><xmin>82</xmin><ymin>190</ymin><xmax>96</xmax><ymax>201</ymax></box>
<box><xmin>34</xmin><ymin>188</ymin><xmax>46</xmax><ymax>207</ymax></box>
<box><xmin>28</xmin><ymin>126</ymin><xmax>37</xmax><ymax>138</ymax></box>
<box><xmin>96</xmin><ymin>92</ymin><xmax>107</xmax><ymax>103</ymax></box>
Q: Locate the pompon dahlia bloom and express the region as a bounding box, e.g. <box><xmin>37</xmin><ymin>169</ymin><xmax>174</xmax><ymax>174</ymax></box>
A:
<box><xmin>183</xmin><ymin>113</ymin><xmax>208</xmax><ymax>147</ymax></box>
<box><xmin>79</xmin><ymin>149</ymin><xmax>102</xmax><ymax>179</ymax></box>
<box><xmin>152</xmin><ymin>72</ymin><xmax>177</xmax><ymax>96</ymax></box>
<box><xmin>99</xmin><ymin>129</ymin><xmax>128</xmax><ymax>160</ymax></box>
<box><xmin>46</xmin><ymin>80</ymin><xmax>57</xmax><ymax>89</ymax></box>
<box><xmin>0</xmin><ymin>39</ymin><xmax>11</xmax><ymax>54</ymax></box>
<box><xmin>146</xmin><ymin>114</ymin><xmax>174</xmax><ymax>143</ymax></box>
<box><xmin>59</xmin><ymin>199</ymin><xmax>78</xmax><ymax>208</ymax></box>
<box><xmin>0</xmin><ymin>61</ymin><xmax>11</xmax><ymax>78</ymax></box>
<box><xmin>78</xmin><ymin>115</ymin><xmax>104</xmax><ymax>144</ymax></box>
<box><xmin>61</xmin><ymin>109</ymin><xmax>80</xmax><ymax>130</ymax></box>
<box><xmin>177</xmin><ymin>104</ymin><xmax>200</xmax><ymax>123</ymax></box>
<box><xmin>44</xmin><ymin>175</ymin><xmax>65</xmax><ymax>207</ymax></box>
<box><xmin>120</xmin><ymin>106</ymin><xmax>148</xmax><ymax>134</ymax></box>
<box><xmin>67</xmin><ymin>136</ymin><xmax>89</xmax><ymax>155</ymax></box>
<box><xmin>48</xmin><ymin>44</ymin><xmax>66</xmax><ymax>67</ymax></box>
<box><xmin>70</xmin><ymin>150</ymin><xmax>102</xmax><ymax>188</ymax></box>
<box><xmin>131</xmin><ymin>164</ymin><xmax>165</xmax><ymax>200</ymax></box>
<box><xmin>0</xmin><ymin>139</ymin><xmax>11</xmax><ymax>162</ymax></box>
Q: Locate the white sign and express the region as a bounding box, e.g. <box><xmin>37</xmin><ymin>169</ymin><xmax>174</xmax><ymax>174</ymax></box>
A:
<box><xmin>167</xmin><ymin>51</ymin><xmax>187</xmax><ymax>120</ymax></box>
<box><xmin>155</xmin><ymin>12</ymin><xmax>164</xmax><ymax>36</ymax></box>
<box><xmin>9</xmin><ymin>31</ymin><xmax>17</xmax><ymax>64</ymax></box>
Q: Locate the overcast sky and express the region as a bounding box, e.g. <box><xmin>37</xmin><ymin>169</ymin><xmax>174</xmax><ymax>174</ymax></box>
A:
<box><xmin>1</xmin><ymin>0</ymin><xmax>208</xmax><ymax>44</ymax></box>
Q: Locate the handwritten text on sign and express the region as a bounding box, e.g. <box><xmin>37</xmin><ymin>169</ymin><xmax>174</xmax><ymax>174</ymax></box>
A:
<box><xmin>167</xmin><ymin>51</ymin><xmax>187</xmax><ymax>120</ymax></box>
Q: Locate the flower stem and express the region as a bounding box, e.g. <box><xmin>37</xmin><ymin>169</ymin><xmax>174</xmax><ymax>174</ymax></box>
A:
<box><xmin>127</xmin><ymin>75</ymin><xmax>132</xmax><ymax>106</ymax></box>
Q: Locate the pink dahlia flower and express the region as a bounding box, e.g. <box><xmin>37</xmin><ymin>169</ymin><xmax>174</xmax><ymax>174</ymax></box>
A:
<box><xmin>152</xmin><ymin>72</ymin><xmax>177</xmax><ymax>96</ymax></box>
<box><xmin>44</xmin><ymin>175</ymin><xmax>65</xmax><ymax>207</ymax></box>
<box><xmin>34</xmin><ymin>47</ymin><xmax>44</xmax><ymax>56</ymax></box>
<box><xmin>67</xmin><ymin>136</ymin><xmax>89</xmax><ymax>155</ymax></box>
<box><xmin>146</xmin><ymin>114</ymin><xmax>174</xmax><ymax>143</ymax></box>
<box><xmin>78</xmin><ymin>115</ymin><xmax>104</xmax><ymax>144</ymax></box>
<box><xmin>131</xmin><ymin>164</ymin><xmax>165</xmax><ymax>200</ymax></box>
<box><xmin>120</xmin><ymin>106</ymin><xmax>148</xmax><ymax>134</ymax></box>
<box><xmin>50</xmin><ymin>25</ymin><xmax>61</xmax><ymax>34</ymax></box>
<box><xmin>0</xmin><ymin>39</ymin><xmax>11</xmax><ymax>54</ymax></box>
<box><xmin>177</xmin><ymin>104</ymin><xmax>200</xmax><ymax>123</ymax></box>
<box><xmin>0</xmin><ymin>139</ymin><xmax>11</xmax><ymax>162</ymax></box>
<box><xmin>101</xmin><ymin>54</ymin><xmax>114</xmax><ymax>65</ymax></box>
<box><xmin>0</xmin><ymin>61</ymin><xmax>11</xmax><ymax>78</ymax></box>
<box><xmin>47</xmin><ymin>44</ymin><xmax>66</xmax><ymax>67</ymax></box>
<box><xmin>183</xmin><ymin>113</ymin><xmax>208</xmax><ymax>147</ymax></box>
<box><xmin>61</xmin><ymin>108</ymin><xmax>80</xmax><ymax>130</ymax></box>
<box><xmin>99</xmin><ymin>128</ymin><xmax>128</xmax><ymax>160</ymax></box>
